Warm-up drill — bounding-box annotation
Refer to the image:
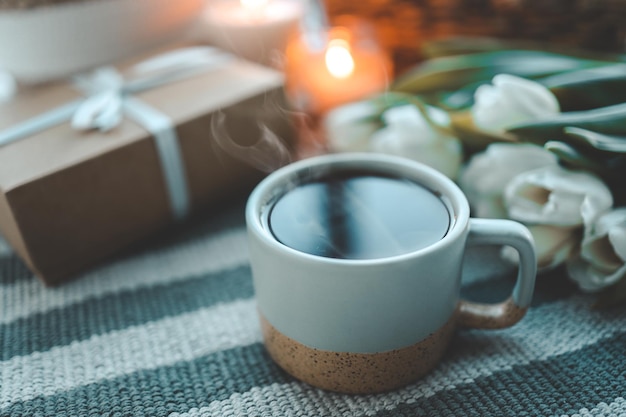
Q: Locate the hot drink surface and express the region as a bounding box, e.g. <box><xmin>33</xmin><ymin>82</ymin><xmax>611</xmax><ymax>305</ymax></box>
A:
<box><xmin>268</xmin><ymin>171</ymin><xmax>450</xmax><ymax>259</ymax></box>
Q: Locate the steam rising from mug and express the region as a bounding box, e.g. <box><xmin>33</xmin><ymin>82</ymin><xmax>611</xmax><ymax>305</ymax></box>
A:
<box><xmin>210</xmin><ymin>109</ymin><xmax>293</xmax><ymax>173</ymax></box>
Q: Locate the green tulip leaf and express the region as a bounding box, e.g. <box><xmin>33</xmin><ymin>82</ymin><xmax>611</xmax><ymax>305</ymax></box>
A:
<box><xmin>424</xmin><ymin>64</ymin><xmax>626</xmax><ymax>112</ymax></box>
<box><xmin>508</xmin><ymin>103</ymin><xmax>626</xmax><ymax>144</ymax></box>
<box><xmin>392</xmin><ymin>50</ymin><xmax>614</xmax><ymax>95</ymax></box>
<box><xmin>541</xmin><ymin>64</ymin><xmax>626</xmax><ymax>111</ymax></box>
<box><xmin>436</xmin><ymin>80</ymin><xmax>489</xmax><ymax>110</ymax></box>
<box><xmin>439</xmin><ymin>90</ymin><xmax>475</xmax><ymax>110</ymax></box>
<box><xmin>544</xmin><ymin>140</ymin><xmax>606</xmax><ymax>173</ymax></box>
<box><xmin>356</xmin><ymin>92</ymin><xmax>455</xmax><ymax>137</ymax></box>
<box><xmin>563</xmin><ymin>127</ymin><xmax>626</xmax><ymax>153</ymax></box>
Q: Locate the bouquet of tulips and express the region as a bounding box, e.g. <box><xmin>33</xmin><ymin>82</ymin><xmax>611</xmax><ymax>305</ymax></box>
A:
<box><xmin>323</xmin><ymin>38</ymin><xmax>626</xmax><ymax>307</ymax></box>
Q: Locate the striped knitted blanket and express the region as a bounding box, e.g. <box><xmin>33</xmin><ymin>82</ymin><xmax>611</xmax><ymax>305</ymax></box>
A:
<box><xmin>1</xmin><ymin>195</ymin><xmax>625</xmax><ymax>417</ymax></box>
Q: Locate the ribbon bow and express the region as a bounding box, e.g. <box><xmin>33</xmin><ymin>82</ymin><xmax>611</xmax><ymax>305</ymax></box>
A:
<box><xmin>72</xmin><ymin>47</ymin><xmax>233</xmax><ymax>132</ymax></box>
<box><xmin>0</xmin><ymin>46</ymin><xmax>234</xmax><ymax>220</ymax></box>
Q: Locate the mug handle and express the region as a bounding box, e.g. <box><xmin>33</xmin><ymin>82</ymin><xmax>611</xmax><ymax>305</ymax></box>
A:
<box><xmin>459</xmin><ymin>218</ymin><xmax>537</xmax><ymax>329</ymax></box>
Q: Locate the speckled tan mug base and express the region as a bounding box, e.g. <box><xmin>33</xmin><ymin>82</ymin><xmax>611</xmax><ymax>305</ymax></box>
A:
<box><xmin>260</xmin><ymin>312</ymin><xmax>458</xmax><ymax>394</ymax></box>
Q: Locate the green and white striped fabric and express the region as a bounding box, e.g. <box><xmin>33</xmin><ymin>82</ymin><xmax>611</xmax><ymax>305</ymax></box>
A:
<box><xmin>1</xmin><ymin>197</ymin><xmax>625</xmax><ymax>417</ymax></box>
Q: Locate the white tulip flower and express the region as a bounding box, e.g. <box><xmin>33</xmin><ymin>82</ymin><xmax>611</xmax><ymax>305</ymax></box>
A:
<box><xmin>324</xmin><ymin>100</ymin><xmax>380</xmax><ymax>153</ymax></box>
<box><xmin>504</xmin><ymin>165</ymin><xmax>613</xmax><ymax>227</ymax></box>
<box><xmin>369</xmin><ymin>104</ymin><xmax>463</xmax><ymax>179</ymax></box>
<box><xmin>0</xmin><ymin>69</ymin><xmax>16</xmax><ymax>103</ymax></box>
<box><xmin>459</xmin><ymin>143</ymin><xmax>557</xmax><ymax>218</ymax></box>
<box><xmin>568</xmin><ymin>208</ymin><xmax>626</xmax><ymax>292</ymax></box>
<box><xmin>471</xmin><ymin>74</ymin><xmax>560</xmax><ymax>132</ymax></box>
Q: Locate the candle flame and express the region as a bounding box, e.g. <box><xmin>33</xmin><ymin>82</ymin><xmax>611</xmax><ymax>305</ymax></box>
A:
<box><xmin>240</xmin><ymin>0</ymin><xmax>267</xmax><ymax>11</ymax></box>
<box><xmin>325</xmin><ymin>39</ymin><xmax>354</xmax><ymax>79</ymax></box>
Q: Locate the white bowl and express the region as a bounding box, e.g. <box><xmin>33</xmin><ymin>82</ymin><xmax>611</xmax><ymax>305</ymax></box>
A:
<box><xmin>0</xmin><ymin>0</ymin><xmax>205</xmax><ymax>83</ymax></box>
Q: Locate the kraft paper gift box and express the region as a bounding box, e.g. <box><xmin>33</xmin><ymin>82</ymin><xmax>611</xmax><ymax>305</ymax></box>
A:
<box><xmin>0</xmin><ymin>47</ymin><xmax>296</xmax><ymax>285</ymax></box>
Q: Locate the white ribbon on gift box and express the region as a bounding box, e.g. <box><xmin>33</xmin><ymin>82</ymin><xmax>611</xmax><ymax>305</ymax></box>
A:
<box><xmin>0</xmin><ymin>47</ymin><xmax>234</xmax><ymax>220</ymax></box>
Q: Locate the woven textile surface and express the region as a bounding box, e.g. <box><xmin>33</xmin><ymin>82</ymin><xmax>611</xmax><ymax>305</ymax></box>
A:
<box><xmin>1</xmin><ymin>195</ymin><xmax>625</xmax><ymax>417</ymax></box>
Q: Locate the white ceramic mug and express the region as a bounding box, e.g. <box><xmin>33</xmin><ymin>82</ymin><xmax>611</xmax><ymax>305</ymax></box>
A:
<box><xmin>246</xmin><ymin>153</ymin><xmax>537</xmax><ymax>394</ymax></box>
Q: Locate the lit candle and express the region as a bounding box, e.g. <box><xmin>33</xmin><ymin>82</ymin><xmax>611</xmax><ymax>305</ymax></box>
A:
<box><xmin>285</xmin><ymin>19</ymin><xmax>392</xmax><ymax>115</ymax></box>
<box><xmin>197</xmin><ymin>0</ymin><xmax>304</xmax><ymax>66</ymax></box>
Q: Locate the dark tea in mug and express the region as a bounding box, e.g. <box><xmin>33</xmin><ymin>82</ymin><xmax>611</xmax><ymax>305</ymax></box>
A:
<box><xmin>266</xmin><ymin>169</ymin><xmax>451</xmax><ymax>260</ymax></box>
